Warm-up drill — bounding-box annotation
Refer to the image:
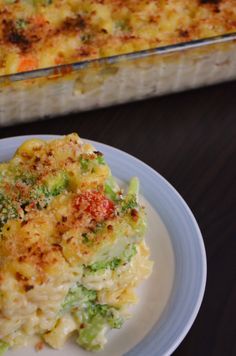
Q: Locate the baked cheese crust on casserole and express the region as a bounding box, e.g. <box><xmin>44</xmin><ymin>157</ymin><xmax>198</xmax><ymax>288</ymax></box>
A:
<box><xmin>0</xmin><ymin>0</ymin><xmax>236</xmax><ymax>76</ymax></box>
<box><xmin>0</xmin><ymin>134</ymin><xmax>153</xmax><ymax>354</ymax></box>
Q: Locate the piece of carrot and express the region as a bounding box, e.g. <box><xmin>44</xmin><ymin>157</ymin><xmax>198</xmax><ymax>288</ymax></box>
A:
<box><xmin>32</xmin><ymin>14</ymin><xmax>47</xmax><ymax>27</ymax></box>
<box><xmin>18</xmin><ymin>55</ymin><xmax>38</xmax><ymax>73</ymax></box>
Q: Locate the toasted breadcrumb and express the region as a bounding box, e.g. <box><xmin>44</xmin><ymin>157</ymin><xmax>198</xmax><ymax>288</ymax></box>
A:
<box><xmin>0</xmin><ymin>0</ymin><xmax>235</xmax><ymax>75</ymax></box>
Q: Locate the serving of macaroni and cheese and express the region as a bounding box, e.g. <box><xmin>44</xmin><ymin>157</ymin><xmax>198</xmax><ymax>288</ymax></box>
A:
<box><xmin>0</xmin><ymin>134</ymin><xmax>152</xmax><ymax>354</ymax></box>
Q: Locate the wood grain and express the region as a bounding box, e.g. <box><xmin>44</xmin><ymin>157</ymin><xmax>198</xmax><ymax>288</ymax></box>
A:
<box><xmin>0</xmin><ymin>81</ymin><xmax>236</xmax><ymax>356</ymax></box>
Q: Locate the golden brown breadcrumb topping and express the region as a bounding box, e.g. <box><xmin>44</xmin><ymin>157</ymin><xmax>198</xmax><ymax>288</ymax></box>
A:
<box><xmin>0</xmin><ymin>0</ymin><xmax>235</xmax><ymax>75</ymax></box>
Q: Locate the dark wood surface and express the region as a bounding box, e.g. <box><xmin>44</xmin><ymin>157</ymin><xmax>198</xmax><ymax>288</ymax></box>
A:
<box><xmin>0</xmin><ymin>81</ymin><xmax>235</xmax><ymax>356</ymax></box>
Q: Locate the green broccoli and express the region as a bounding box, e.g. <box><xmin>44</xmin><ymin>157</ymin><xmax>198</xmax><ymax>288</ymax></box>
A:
<box><xmin>77</xmin><ymin>313</ymin><xmax>106</xmax><ymax>351</ymax></box>
<box><xmin>79</xmin><ymin>157</ymin><xmax>90</xmax><ymax>173</ymax></box>
<box><xmin>121</xmin><ymin>177</ymin><xmax>139</xmax><ymax>212</ymax></box>
<box><xmin>0</xmin><ymin>340</ymin><xmax>9</xmax><ymax>356</ymax></box>
<box><xmin>75</xmin><ymin>303</ymin><xmax>123</xmax><ymax>350</ymax></box>
<box><xmin>61</xmin><ymin>283</ymin><xmax>96</xmax><ymax>314</ymax></box>
<box><xmin>86</xmin><ymin>243</ymin><xmax>137</xmax><ymax>272</ymax></box>
<box><xmin>104</xmin><ymin>175</ymin><xmax>120</xmax><ymax>202</ymax></box>
<box><xmin>96</xmin><ymin>155</ymin><xmax>106</xmax><ymax>165</ymax></box>
<box><xmin>44</xmin><ymin>171</ymin><xmax>68</xmax><ymax>196</ymax></box>
<box><xmin>79</xmin><ymin>152</ymin><xmax>107</xmax><ymax>175</ymax></box>
<box><xmin>29</xmin><ymin>171</ymin><xmax>68</xmax><ymax>209</ymax></box>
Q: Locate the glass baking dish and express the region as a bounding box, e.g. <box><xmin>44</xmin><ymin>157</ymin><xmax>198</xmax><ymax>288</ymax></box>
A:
<box><xmin>0</xmin><ymin>32</ymin><xmax>236</xmax><ymax>126</ymax></box>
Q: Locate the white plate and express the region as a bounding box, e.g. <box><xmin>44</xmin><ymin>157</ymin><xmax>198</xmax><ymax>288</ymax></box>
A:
<box><xmin>0</xmin><ymin>135</ymin><xmax>206</xmax><ymax>356</ymax></box>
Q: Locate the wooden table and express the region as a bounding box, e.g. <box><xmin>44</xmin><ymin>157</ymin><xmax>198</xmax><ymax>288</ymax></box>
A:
<box><xmin>0</xmin><ymin>80</ymin><xmax>235</xmax><ymax>356</ymax></box>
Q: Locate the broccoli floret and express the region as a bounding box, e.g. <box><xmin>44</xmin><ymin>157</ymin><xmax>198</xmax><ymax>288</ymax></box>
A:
<box><xmin>29</xmin><ymin>171</ymin><xmax>68</xmax><ymax>209</ymax></box>
<box><xmin>86</xmin><ymin>243</ymin><xmax>137</xmax><ymax>272</ymax></box>
<box><xmin>87</xmin><ymin>257</ymin><xmax>121</xmax><ymax>272</ymax></box>
<box><xmin>121</xmin><ymin>195</ymin><xmax>138</xmax><ymax>212</ymax></box>
<box><xmin>104</xmin><ymin>176</ymin><xmax>120</xmax><ymax>202</ymax></box>
<box><xmin>96</xmin><ymin>155</ymin><xmax>106</xmax><ymax>165</ymax></box>
<box><xmin>61</xmin><ymin>283</ymin><xmax>96</xmax><ymax>314</ymax></box>
<box><xmin>79</xmin><ymin>152</ymin><xmax>107</xmax><ymax>174</ymax></box>
<box><xmin>29</xmin><ymin>185</ymin><xmax>50</xmax><ymax>209</ymax></box>
<box><xmin>87</xmin><ymin>259</ymin><xmax>115</xmax><ymax>272</ymax></box>
<box><xmin>0</xmin><ymin>340</ymin><xmax>9</xmax><ymax>356</ymax></box>
<box><xmin>44</xmin><ymin>171</ymin><xmax>68</xmax><ymax>196</ymax></box>
<box><xmin>61</xmin><ymin>284</ymin><xmax>123</xmax><ymax>350</ymax></box>
<box><xmin>121</xmin><ymin>177</ymin><xmax>139</xmax><ymax>212</ymax></box>
<box><xmin>62</xmin><ymin>285</ymin><xmax>123</xmax><ymax>350</ymax></box>
<box><xmin>79</xmin><ymin>157</ymin><xmax>90</xmax><ymax>172</ymax></box>
<box><xmin>61</xmin><ymin>282</ymin><xmax>124</xmax><ymax>351</ymax></box>
<box><xmin>104</xmin><ymin>183</ymin><xmax>119</xmax><ymax>202</ymax></box>
<box><xmin>75</xmin><ymin>303</ymin><xmax>123</xmax><ymax>351</ymax></box>
<box><xmin>107</xmin><ymin>258</ymin><xmax>121</xmax><ymax>270</ymax></box>
<box><xmin>88</xmin><ymin>304</ymin><xmax>123</xmax><ymax>329</ymax></box>
<box><xmin>77</xmin><ymin>313</ymin><xmax>106</xmax><ymax>351</ymax></box>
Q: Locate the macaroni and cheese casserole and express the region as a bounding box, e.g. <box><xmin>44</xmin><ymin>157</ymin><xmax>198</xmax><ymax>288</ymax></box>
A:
<box><xmin>0</xmin><ymin>0</ymin><xmax>236</xmax><ymax>75</ymax></box>
<box><xmin>0</xmin><ymin>134</ymin><xmax>153</xmax><ymax>354</ymax></box>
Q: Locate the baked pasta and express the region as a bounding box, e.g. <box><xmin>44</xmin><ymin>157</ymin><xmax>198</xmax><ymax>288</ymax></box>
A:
<box><xmin>0</xmin><ymin>134</ymin><xmax>153</xmax><ymax>354</ymax></box>
<box><xmin>0</xmin><ymin>0</ymin><xmax>236</xmax><ymax>75</ymax></box>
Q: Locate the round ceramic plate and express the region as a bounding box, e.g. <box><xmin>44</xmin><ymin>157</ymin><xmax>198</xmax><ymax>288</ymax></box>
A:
<box><xmin>0</xmin><ymin>135</ymin><xmax>206</xmax><ymax>356</ymax></box>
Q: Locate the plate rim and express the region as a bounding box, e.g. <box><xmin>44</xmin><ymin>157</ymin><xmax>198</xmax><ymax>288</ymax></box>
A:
<box><xmin>0</xmin><ymin>134</ymin><xmax>207</xmax><ymax>356</ymax></box>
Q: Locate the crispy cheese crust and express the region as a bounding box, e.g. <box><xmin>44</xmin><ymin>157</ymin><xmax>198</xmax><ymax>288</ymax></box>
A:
<box><xmin>0</xmin><ymin>0</ymin><xmax>235</xmax><ymax>75</ymax></box>
<box><xmin>0</xmin><ymin>134</ymin><xmax>115</xmax><ymax>284</ymax></box>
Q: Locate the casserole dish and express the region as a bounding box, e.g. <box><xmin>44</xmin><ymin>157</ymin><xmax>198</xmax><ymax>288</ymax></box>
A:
<box><xmin>0</xmin><ymin>1</ymin><xmax>236</xmax><ymax>126</ymax></box>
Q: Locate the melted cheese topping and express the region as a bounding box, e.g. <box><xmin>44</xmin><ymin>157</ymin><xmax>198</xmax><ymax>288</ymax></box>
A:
<box><xmin>0</xmin><ymin>0</ymin><xmax>235</xmax><ymax>75</ymax></box>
